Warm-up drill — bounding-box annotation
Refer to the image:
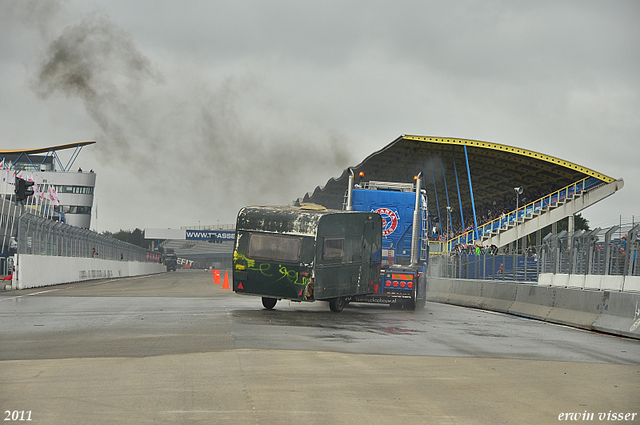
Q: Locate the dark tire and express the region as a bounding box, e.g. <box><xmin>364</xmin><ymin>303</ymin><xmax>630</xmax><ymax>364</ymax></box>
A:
<box><xmin>262</xmin><ymin>297</ymin><xmax>277</xmax><ymax>310</ymax></box>
<box><xmin>329</xmin><ymin>297</ymin><xmax>346</xmax><ymax>313</ymax></box>
<box><xmin>407</xmin><ymin>289</ymin><xmax>417</xmax><ymax>310</ymax></box>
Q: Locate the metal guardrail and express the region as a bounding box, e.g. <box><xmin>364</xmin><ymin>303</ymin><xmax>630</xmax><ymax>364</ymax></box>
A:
<box><xmin>430</xmin><ymin>223</ymin><xmax>640</xmax><ymax>284</ymax></box>
<box><xmin>17</xmin><ymin>212</ymin><xmax>159</xmax><ymax>263</ymax></box>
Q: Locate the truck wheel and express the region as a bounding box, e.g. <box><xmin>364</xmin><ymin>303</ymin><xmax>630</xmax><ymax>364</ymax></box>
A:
<box><xmin>329</xmin><ymin>297</ymin><xmax>346</xmax><ymax>312</ymax></box>
<box><xmin>262</xmin><ymin>297</ymin><xmax>277</xmax><ymax>310</ymax></box>
<box><xmin>407</xmin><ymin>289</ymin><xmax>418</xmax><ymax>310</ymax></box>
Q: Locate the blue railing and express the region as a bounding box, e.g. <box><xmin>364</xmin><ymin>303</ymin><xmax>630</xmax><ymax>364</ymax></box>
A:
<box><xmin>443</xmin><ymin>177</ymin><xmax>600</xmax><ymax>251</ymax></box>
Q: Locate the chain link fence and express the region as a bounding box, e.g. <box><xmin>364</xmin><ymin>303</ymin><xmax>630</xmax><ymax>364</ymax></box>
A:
<box><xmin>17</xmin><ymin>212</ymin><xmax>159</xmax><ymax>263</ymax></box>
<box><xmin>429</xmin><ymin>224</ymin><xmax>640</xmax><ymax>283</ymax></box>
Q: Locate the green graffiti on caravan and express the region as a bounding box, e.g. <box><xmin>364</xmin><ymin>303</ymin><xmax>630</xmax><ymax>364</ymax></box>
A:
<box><xmin>234</xmin><ymin>252</ymin><xmax>309</xmax><ymax>286</ymax></box>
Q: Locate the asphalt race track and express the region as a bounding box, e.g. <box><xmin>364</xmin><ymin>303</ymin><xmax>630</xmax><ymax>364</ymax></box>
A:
<box><xmin>1</xmin><ymin>269</ymin><xmax>639</xmax><ymax>424</ymax></box>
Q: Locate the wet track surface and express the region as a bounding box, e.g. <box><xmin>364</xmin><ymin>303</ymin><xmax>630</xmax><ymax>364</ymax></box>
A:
<box><xmin>1</xmin><ymin>270</ymin><xmax>638</xmax><ymax>363</ymax></box>
<box><xmin>1</xmin><ymin>269</ymin><xmax>639</xmax><ymax>425</ymax></box>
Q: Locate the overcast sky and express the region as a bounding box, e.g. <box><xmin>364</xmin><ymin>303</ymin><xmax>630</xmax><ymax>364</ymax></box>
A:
<box><xmin>1</xmin><ymin>0</ymin><xmax>638</xmax><ymax>233</ymax></box>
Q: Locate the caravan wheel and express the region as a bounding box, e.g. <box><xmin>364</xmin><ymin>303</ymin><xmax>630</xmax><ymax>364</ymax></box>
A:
<box><xmin>261</xmin><ymin>297</ymin><xmax>277</xmax><ymax>310</ymax></box>
<box><xmin>329</xmin><ymin>297</ymin><xmax>346</xmax><ymax>313</ymax></box>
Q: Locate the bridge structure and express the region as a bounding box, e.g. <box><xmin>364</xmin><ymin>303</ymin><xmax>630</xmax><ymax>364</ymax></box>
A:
<box><xmin>144</xmin><ymin>227</ymin><xmax>235</xmax><ymax>270</ymax></box>
<box><xmin>301</xmin><ymin>135</ymin><xmax>623</xmax><ymax>252</ymax></box>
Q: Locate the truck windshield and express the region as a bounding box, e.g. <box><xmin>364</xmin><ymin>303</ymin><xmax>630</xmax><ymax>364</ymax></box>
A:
<box><xmin>248</xmin><ymin>233</ymin><xmax>302</xmax><ymax>263</ymax></box>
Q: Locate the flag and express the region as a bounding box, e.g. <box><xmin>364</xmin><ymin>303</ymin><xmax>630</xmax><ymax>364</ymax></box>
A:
<box><xmin>6</xmin><ymin>169</ymin><xmax>15</xmax><ymax>185</ymax></box>
<box><xmin>48</xmin><ymin>186</ymin><xmax>55</xmax><ymax>205</ymax></box>
<box><xmin>49</xmin><ymin>185</ymin><xmax>60</xmax><ymax>206</ymax></box>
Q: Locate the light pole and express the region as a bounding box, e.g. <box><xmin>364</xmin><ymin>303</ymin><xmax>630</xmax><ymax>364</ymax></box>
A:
<box><xmin>514</xmin><ymin>187</ymin><xmax>523</xmax><ymax>254</ymax></box>
<box><xmin>445</xmin><ymin>206</ymin><xmax>453</xmax><ymax>236</ymax></box>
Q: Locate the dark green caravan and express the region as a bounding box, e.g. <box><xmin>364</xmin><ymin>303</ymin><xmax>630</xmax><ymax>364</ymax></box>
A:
<box><xmin>233</xmin><ymin>204</ymin><xmax>382</xmax><ymax>312</ymax></box>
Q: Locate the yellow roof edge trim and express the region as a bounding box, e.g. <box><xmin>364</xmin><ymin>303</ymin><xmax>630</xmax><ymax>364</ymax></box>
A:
<box><xmin>402</xmin><ymin>135</ymin><xmax>614</xmax><ymax>184</ymax></box>
<box><xmin>0</xmin><ymin>141</ymin><xmax>96</xmax><ymax>156</ymax></box>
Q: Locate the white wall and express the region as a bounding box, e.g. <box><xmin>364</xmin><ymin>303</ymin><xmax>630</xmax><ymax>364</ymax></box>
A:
<box><xmin>13</xmin><ymin>254</ymin><xmax>165</xmax><ymax>290</ymax></box>
<box><xmin>539</xmin><ymin>272</ymin><xmax>639</xmax><ymax>293</ymax></box>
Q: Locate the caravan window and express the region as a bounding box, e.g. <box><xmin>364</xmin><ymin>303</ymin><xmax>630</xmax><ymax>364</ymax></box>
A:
<box><xmin>323</xmin><ymin>238</ymin><xmax>345</xmax><ymax>260</ymax></box>
<box><xmin>248</xmin><ymin>233</ymin><xmax>302</xmax><ymax>263</ymax></box>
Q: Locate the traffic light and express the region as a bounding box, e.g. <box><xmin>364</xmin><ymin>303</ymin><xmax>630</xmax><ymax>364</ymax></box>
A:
<box><xmin>15</xmin><ymin>178</ymin><xmax>35</xmax><ymax>202</ymax></box>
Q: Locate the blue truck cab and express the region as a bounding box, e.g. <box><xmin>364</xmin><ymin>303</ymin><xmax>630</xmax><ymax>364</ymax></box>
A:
<box><xmin>345</xmin><ymin>174</ymin><xmax>429</xmax><ymax>309</ymax></box>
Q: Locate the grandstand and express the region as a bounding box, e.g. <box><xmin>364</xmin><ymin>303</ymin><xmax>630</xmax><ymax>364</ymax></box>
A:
<box><xmin>300</xmin><ymin>135</ymin><xmax>623</xmax><ymax>252</ymax></box>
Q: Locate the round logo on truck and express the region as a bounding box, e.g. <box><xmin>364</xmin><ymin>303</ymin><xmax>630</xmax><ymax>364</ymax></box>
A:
<box><xmin>375</xmin><ymin>208</ymin><xmax>398</xmax><ymax>236</ymax></box>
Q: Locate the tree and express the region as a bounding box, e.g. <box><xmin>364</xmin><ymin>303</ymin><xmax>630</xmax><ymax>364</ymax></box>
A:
<box><xmin>556</xmin><ymin>213</ymin><xmax>590</xmax><ymax>232</ymax></box>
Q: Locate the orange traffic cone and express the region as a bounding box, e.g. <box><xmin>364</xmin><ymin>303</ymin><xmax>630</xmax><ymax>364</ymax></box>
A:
<box><xmin>214</xmin><ymin>269</ymin><xmax>221</xmax><ymax>285</ymax></box>
<box><xmin>211</xmin><ymin>269</ymin><xmax>215</xmax><ymax>282</ymax></box>
<box><xmin>222</xmin><ymin>270</ymin><xmax>230</xmax><ymax>289</ymax></box>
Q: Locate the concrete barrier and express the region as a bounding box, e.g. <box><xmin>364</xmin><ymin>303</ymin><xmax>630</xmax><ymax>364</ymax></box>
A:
<box><xmin>428</xmin><ymin>277</ymin><xmax>640</xmax><ymax>340</ymax></box>
<box><xmin>538</xmin><ymin>273</ymin><xmax>554</xmax><ymax>287</ymax></box>
<box><xmin>509</xmin><ymin>284</ymin><xmax>554</xmax><ymax>322</ymax></box>
<box><xmin>424</xmin><ymin>278</ymin><xmax>452</xmax><ymax>304</ymax></box>
<box><xmin>14</xmin><ymin>254</ymin><xmax>165</xmax><ymax>289</ymax></box>
<box><xmin>567</xmin><ymin>274</ymin><xmax>585</xmax><ymax>289</ymax></box>
<box><xmin>600</xmin><ymin>275</ymin><xmax>624</xmax><ymax>292</ymax></box>
<box><xmin>583</xmin><ymin>274</ymin><xmax>602</xmax><ymax>290</ymax></box>
<box><xmin>476</xmin><ymin>281</ymin><xmax>517</xmax><ymax>313</ymax></box>
<box><xmin>445</xmin><ymin>279</ymin><xmax>482</xmax><ymax>307</ymax></box>
<box><xmin>623</xmin><ymin>276</ymin><xmax>640</xmax><ymax>293</ymax></box>
<box><xmin>592</xmin><ymin>291</ymin><xmax>640</xmax><ymax>339</ymax></box>
<box><xmin>545</xmin><ymin>288</ymin><xmax>605</xmax><ymax>330</ymax></box>
<box><xmin>551</xmin><ymin>273</ymin><xmax>570</xmax><ymax>288</ymax></box>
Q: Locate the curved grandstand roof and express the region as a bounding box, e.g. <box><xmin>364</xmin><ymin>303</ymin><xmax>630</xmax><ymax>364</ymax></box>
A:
<box><xmin>0</xmin><ymin>141</ymin><xmax>96</xmax><ymax>173</ymax></box>
<box><xmin>0</xmin><ymin>141</ymin><xmax>95</xmax><ymax>155</ymax></box>
<box><xmin>301</xmin><ymin>135</ymin><xmax>615</xmax><ymax>214</ymax></box>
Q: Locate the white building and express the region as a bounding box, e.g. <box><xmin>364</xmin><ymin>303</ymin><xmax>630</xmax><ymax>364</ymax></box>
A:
<box><xmin>0</xmin><ymin>141</ymin><xmax>96</xmax><ymax>229</ymax></box>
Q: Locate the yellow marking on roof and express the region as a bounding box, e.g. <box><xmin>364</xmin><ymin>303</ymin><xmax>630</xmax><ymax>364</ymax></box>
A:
<box><xmin>0</xmin><ymin>141</ymin><xmax>96</xmax><ymax>156</ymax></box>
<box><xmin>402</xmin><ymin>135</ymin><xmax>614</xmax><ymax>183</ymax></box>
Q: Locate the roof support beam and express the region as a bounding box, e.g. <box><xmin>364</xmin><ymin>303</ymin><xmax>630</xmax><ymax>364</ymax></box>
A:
<box><xmin>441</xmin><ymin>156</ymin><xmax>453</xmax><ymax>236</ymax></box>
<box><xmin>452</xmin><ymin>151</ymin><xmax>465</xmax><ymax>231</ymax></box>
<box><xmin>431</xmin><ymin>169</ymin><xmax>442</xmax><ymax>235</ymax></box>
<box><xmin>464</xmin><ymin>146</ymin><xmax>479</xmax><ymax>238</ymax></box>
